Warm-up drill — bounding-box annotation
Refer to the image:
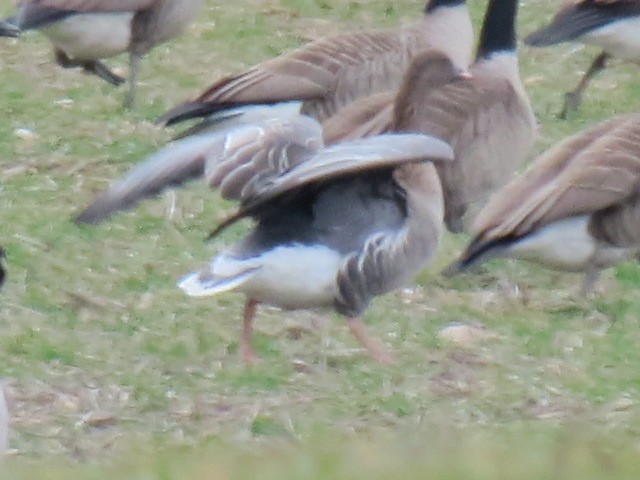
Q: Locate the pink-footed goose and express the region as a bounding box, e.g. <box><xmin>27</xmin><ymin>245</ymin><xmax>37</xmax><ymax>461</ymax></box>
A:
<box><xmin>4</xmin><ymin>0</ymin><xmax>202</xmax><ymax>107</ymax></box>
<box><xmin>322</xmin><ymin>0</ymin><xmax>536</xmax><ymax>232</ymax></box>
<box><xmin>446</xmin><ymin>112</ymin><xmax>640</xmax><ymax>295</ymax></box>
<box><xmin>74</xmin><ymin>115</ymin><xmax>455</xmax><ymax>364</ymax></box>
<box><xmin>525</xmin><ymin>0</ymin><xmax>640</xmax><ymax>118</ymax></box>
<box><xmin>158</xmin><ymin>0</ymin><xmax>473</xmax><ymax>131</ymax></box>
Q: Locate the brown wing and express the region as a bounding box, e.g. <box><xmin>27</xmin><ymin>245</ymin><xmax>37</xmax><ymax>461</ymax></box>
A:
<box><xmin>321</xmin><ymin>50</ymin><xmax>464</xmax><ymax>146</ymax></box>
<box><xmin>159</xmin><ymin>28</ymin><xmax>422</xmax><ymax>125</ymax></box>
<box><xmin>321</xmin><ymin>92</ymin><xmax>394</xmax><ymax>145</ymax></box>
<box><xmin>524</xmin><ymin>0</ymin><xmax>640</xmax><ymax>46</ymax></box>
<box><xmin>470</xmin><ymin>117</ymin><xmax>615</xmax><ymax>233</ymax></box>
<box><xmin>473</xmin><ymin>113</ymin><xmax>640</xmax><ymax>242</ymax></box>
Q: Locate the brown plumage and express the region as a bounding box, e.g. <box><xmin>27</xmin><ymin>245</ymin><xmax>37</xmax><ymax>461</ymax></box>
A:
<box><xmin>75</xmin><ymin>116</ymin><xmax>454</xmax><ymax>364</ymax></box>
<box><xmin>321</xmin><ymin>91</ymin><xmax>395</xmax><ymax>145</ymax></box>
<box><xmin>320</xmin><ymin>50</ymin><xmax>471</xmax><ymax>144</ymax></box>
<box><xmin>399</xmin><ymin>55</ymin><xmax>535</xmax><ymax>232</ymax></box>
<box><xmin>158</xmin><ymin>0</ymin><xmax>473</xmax><ymax>127</ymax></box>
<box><xmin>447</xmin><ymin>113</ymin><xmax>640</xmax><ymax>294</ymax></box>
<box><xmin>10</xmin><ymin>0</ymin><xmax>202</xmax><ymax>106</ymax></box>
<box><xmin>323</xmin><ymin>0</ymin><xmax>536</xmax><ymax>232</ymax></box>
<box><xmin>525</xmin><ymin>0</ymin><xmax>640</xmax><ymax>117</ymax></box>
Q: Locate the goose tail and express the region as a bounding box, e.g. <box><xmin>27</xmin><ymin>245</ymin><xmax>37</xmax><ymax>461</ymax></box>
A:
<box><xmin>74</xmin><ymin>134</ymin><xmax>223</xmax><ymax>224</ymax></box>
<box><xmin>178</xmin><ymin>263</ymin><xmax>259</xmax><ymax>297</ymax></box>
<box><xmin>442</xmin><ymin>237</ymin><xmax>514</xmax><ymax>276</ymax></box>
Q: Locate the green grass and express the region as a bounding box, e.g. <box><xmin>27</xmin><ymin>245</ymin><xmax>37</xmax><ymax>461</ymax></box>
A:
<box><xmin>6</xmin><ymin>429</ymin><xmax>640</xmax><ymax>479</ymax></box>
<box><xmin>2</xmin><ymin>0</ymin><xmax>640</xmax><ymax>476</ymax></box>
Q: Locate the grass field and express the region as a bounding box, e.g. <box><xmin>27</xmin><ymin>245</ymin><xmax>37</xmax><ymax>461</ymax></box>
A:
<box><xmin>2</xmin><ymin>0</ymin><xmax>640</xmax><ymax>477</ymax></box>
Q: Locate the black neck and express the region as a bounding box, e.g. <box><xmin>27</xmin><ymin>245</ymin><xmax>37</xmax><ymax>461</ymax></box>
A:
<box><xmin>475</xmin><ymin>0</ymin><xmax>518</xmax><ymax>61</ymax></box>
<box><xmin>424</xmin><ymin>0</ymin><xmax>465</xmax><ymax>14</ymax></box>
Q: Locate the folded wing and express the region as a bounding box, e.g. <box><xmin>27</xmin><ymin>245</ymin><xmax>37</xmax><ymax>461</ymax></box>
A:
<box><xmin>473</xmin><ymin>113</ymin><xmax>640</xmax><ymax>241</ymax></box>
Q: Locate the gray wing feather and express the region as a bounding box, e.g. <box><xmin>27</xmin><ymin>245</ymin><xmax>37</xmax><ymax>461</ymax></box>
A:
<box><xmin>75</xmin><ymin>133</ymin><xmax>222</xmax><ymax>224</ymax></box>
<box><xmin>243</xmin><ymin>133</ymin><xmax>453</xmax><ymax>208</ymax></box>
<box><xmin>209</xmin><ymin>133</ymin><xmax>452</xmax><ymax>239</ymax></box>
<box><xmin>75</xmin><ymin>116</ymin><xmax>324</xmax><ymax>224</ymax></box>
<box><xmin>204</xmin><ymin>115</ymin><xmax>324</xmax><ymax>199</ymax></box>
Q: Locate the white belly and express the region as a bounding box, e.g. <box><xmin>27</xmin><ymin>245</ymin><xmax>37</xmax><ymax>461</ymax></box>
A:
<box><xmin>507</xmin><ymin>215</ymin><xmax>639</xmax><ymax>271</ymax></box>
<box><xmin>42</xmin><ymin>13</ymin><xmax>133</xmax><ymax>60</ymax></box>
<box><xmin>213</xmin><ymin>244</ymin><xmax>344</xmax><ymax>309</ymax></box>
<box><xmin>507</xmin><ymin>216</ymin><xmax>598</xmax><ymax>271</ymax></box>
<box><xmin>583</xmin><ymin>17</ymin><xmax>640</xmax><ymax>61</ymax></box>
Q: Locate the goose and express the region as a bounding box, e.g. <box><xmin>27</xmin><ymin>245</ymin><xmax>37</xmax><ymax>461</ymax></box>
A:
<box><xmin>322</xmin><ymin>0</ymin><xmax>537</xmax><ymax>233</ymax></box>
<box><xmin>446</xmin><ymin>112</ymin><xmax>640</xmax><ymax>295</ymax></box>
<box><xmin>525</xmin><ymin>0</ymin><xmax>640</xmax><ymax>118</ymax></box>
<box><xmin>158</xmin><ymin>0</ymin><xmax>473</xmax><ymax>130</ymax></box>
<box><xmin>74</xmin><ymin>116</ymin><xmax>454</xmax><ymax>364</ymax></box>
<box><xmin>4</xmin><ymin>0</ymin><xmax>202</xmax><ymax>107</ymax></box>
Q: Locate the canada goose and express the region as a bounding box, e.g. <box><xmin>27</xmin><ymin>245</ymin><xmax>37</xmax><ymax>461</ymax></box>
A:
<box><xmin>322</xmin><ymin>0</ymin><xmax>536</xmax><ymax>232</ymax></box>
<box><xmin>525</xmin><ymin>0</ymin><xmax>640</xmax><ymax>118</ymax></box>
<box><xmin>75</xmin><ymin>116</ymin><xmax>454</xmax><ymax>364</ymax></box>
<box><xmin>6</xmin><ymin>0</ymin><xmax>202</xmax><ymax>107</ymax></box>
<box><xmin>446</xmin><ymin>112</ymin><xmax>640</xmax><ymax>295</ymax></box>
<box><xmin>158</xmin><ymin>0</ymin><xmax>473</xmax><ymax>129</ymax></box>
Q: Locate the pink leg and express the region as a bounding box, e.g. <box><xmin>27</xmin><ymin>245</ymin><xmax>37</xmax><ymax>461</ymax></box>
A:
<box><xmin>241</xmin><ymin>299</ymin><xmax>260</xmax><ymax>365</ymax></box>
<box><xmin>347</xmin><ymin>318</ymin><xmax>397</xmax><ymax>365</ymax></box>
